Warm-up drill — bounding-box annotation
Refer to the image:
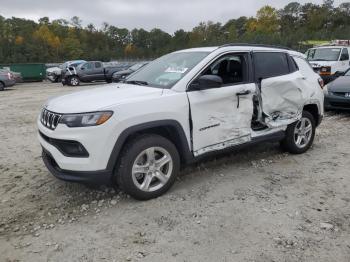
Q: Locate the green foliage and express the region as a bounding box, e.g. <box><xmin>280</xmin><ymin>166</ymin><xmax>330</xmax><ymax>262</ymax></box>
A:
<box><xmin>1</xmin><ymin>1</ymin><xmax>350</xmax><ymax>63</ymax></box>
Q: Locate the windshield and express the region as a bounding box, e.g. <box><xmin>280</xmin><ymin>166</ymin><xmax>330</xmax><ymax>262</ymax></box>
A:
<box><xmin>307</xmin><ymin>48</ymin><xmax>341</xmax><ymax>61</ymax></box>
<box><xmin>126</xmin><ymin>51</ymin><xmax>210</xmax><ymax>88</ymax></box>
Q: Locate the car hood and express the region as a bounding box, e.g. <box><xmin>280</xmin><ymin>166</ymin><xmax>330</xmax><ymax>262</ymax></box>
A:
<box><xmin>328</xmin><ymin>76</ymin><xmax>350</xmax><ymax>92</ymax></box>
<box><xmin>46</xmin><ymin>84</ymin><xmax>163</xmax><ymax>113</ymax></box>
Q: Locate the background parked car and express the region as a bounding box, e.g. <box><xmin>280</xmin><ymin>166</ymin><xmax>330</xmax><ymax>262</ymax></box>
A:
<box><xmin>306</xmin><ymin>43</ymin><xmax>350</xmax><ymax>84</ymax></box>
<box><xmin>0</xmin><ymin>69</ymin><xmax>16</xmax><ymax>91</ymax></box>
<box><xmin>9</xmin><ymin>71</ymin><xmax>23</xmax><ymax>83</ymax></box>
<box><xmin>112</xmin><ymin>62</ymin><xmax>149</xmax><ymax>82</ymax></box>
<box><xmin>324</xmin><ymin>68</ymin><xmax>350</xmax><ymax>110</ymax></box>
<box><xmin>46</xmin><ymin>60</ymin><xmax>86</xmax><ymax>83</ymax></box>
<box><xmin>61</xmin><ymin>61</ymin><xmax>134</xmax><ymax>86</ymax></box>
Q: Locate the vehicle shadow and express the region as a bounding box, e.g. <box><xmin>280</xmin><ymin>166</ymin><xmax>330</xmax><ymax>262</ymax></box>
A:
<box><xmin>325</xmin><ymin>110</ymin><xmax>350</xmax><ymax>117</ymax></box>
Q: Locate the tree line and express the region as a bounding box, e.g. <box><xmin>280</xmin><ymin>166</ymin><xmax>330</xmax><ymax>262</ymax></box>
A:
<box><xmin>0</xmin><ymin>0</ymin><xmax>350</xmax><ymax>63</ymax></box>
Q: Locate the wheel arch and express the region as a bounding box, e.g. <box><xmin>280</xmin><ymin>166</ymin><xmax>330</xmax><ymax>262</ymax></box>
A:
<box><xmin>106</xmin><ymin>120</ymin><xmax>193</xmax><ymax>171</ymax></box>
<box><xmin>303</xmin><ymin>103</ymin><xmax>321</xmax><ymax>126</ymax></box>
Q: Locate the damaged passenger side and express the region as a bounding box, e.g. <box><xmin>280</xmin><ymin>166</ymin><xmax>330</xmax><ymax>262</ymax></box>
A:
<box><xmin>252</xmin><ymin>52</ymin><xmax>309</xmax><ymax>129</ymax></box>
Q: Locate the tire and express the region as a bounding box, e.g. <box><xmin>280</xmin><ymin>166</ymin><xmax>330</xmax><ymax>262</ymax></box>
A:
<box><xmin>69</xmin><ymin>76</ymin><xmax>80</xmax><ymax>86</ymax></box>
<box><xmin>280</xmin><ymin>111</ymin><xmax>316</xmax><ymax>154</ymax></box>
<box><xmin>55</xmin><ymin>75</ymin><xmax>62</xmax><ymax>83</ymax></box>
<box><xmin>114</xmin><ymin>134</ymin><xmax>180</xmax><ymax>200</ymax></box>
<box><xmin>0</xmin><ymin>82</ymin><xmax>4</xmax><ymax>91</ymax></box>
<box><xmin>106</xmin><ymin>79</ymin><xmax>112</xmax><ymax>84</ymax></box>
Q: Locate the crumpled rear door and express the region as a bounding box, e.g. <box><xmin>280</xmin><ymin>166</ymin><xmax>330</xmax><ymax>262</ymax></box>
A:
<box><xmin>260</xmin><ymin>71</ymin><xmax>311</xmax><ymax>128</ymax></box>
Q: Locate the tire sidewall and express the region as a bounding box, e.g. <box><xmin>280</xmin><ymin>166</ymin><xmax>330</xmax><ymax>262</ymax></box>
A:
<box><xmin>115</xmin><ymin>135</ymin><xmax>180</xmax><ymax>200</ymax></box>
<box><xmin>282</xmin><ymin>111</ymin><xmax>316</xmax><ymax>154</ymax></box>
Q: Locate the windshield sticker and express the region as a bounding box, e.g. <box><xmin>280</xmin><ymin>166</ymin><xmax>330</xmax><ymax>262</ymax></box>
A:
<box><xmin>165</xmin><ymin>67</ymin><xmax>188</xmax><ymax>74</ymax></box>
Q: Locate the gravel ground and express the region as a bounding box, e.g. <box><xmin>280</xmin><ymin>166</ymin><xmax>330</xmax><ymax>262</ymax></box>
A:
<box><xmin>1</xmin><ymin>82</ymin><xmax>350</xmax><ymax>262</ymax></box>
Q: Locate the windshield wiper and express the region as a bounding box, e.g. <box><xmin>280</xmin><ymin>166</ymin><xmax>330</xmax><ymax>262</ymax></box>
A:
<box><xmin>311</xmin><ymin>59</ymin><xmax>335</xmax><ymax>61</ymax></box>
<box><xmin>124</xmin><ymin>80</ymin><xmax>149</xmax><ymax>86</ymax></box>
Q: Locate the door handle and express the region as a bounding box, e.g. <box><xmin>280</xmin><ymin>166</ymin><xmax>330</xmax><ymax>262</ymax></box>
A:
<box><xmin>237</xmin><ymin>90</ymin><xmax>251</xmax><ymax>96</ymax></box>
<box><xmin>236</xmin><ymin>90</ymin><xmax>251</xmax><ymax>108</ymax></box>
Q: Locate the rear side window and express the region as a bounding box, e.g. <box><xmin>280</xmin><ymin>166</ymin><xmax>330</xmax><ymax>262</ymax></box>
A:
<box><xmin>85</xmin><ymin>63</ymin><xmax>93</xmax><ymax>69</ymax></box>
<box><xmin>340</xmin><ymin>48</ymin><xmax>349</xmax><ymax>61</ymax></box>
<box><xmin>95</xmin><ymin>62</ymin><xmax>102</xmax><ymax>68</ymax></box>
<box><xmin>253</xmin><ymin>52</ymin><xmax>290</xmax><ymax>80</ymax></box>
<box><xmin>288</xmin><ymin>56</ymin><xmax>299</xmax><ymax>73</ymax></box>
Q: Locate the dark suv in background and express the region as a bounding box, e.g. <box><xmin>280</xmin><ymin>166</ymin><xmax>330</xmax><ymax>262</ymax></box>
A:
<box><xmin>0</xmin><ymin>69</ymin><xmax>16</xmax><ymax>91</ymax></box>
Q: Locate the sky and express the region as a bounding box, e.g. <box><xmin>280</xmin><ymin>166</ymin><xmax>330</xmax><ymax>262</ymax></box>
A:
<box><xmin>0</xmin><ymin>0</ymin><xmax>345</xmax><ymax>33</ymax></box>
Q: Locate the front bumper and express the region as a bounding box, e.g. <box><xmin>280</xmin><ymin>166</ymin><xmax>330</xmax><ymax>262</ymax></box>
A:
<box><xmin>325</xmin><ymin>94</ymin><xmax>350</xmax><ymax>110</ymax></box>
<box><xmin>4</xmin><ymin>79</ymin><xmax>16</xmax><ymax>87</ymax></box>
<box><xmin>46</xmin><ymin>74</ymin><xmax>57</xmax><ymax>82</ymax></box>
<box><xmin>42</xmin><ymin>149</ymin><xmax>112</xmax><ymax>185</ymax></box>
<box><xmin>37</xmin><ymin>117</ymin><xmax>118</xmax><ymax>172</ymax></box>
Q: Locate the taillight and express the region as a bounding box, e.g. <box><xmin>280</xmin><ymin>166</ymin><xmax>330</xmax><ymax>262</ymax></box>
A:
<box><xmin>318</xmin><ymin>78</ymin><xmax>324</xmax><ymax>89</ymax></box>
<box><xmin>7</xmin><ymin>72</ymin><xmax>12</xmax><ymax>80</ymax></box>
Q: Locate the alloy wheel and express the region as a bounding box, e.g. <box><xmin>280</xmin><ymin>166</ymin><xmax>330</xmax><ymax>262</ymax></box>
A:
<box><xmin>294</xmin><ymin>117</ymin><xmax>313</xmax><ymax>149</ymax></box>
<box><xmin>131</xmin><ymin>147</ymin><xmax>173</xmax><ymax>192</ymax></box>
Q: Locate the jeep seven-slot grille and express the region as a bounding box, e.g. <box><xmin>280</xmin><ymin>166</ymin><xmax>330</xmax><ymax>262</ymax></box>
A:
<box><xmin>40</xmin><ymin>109</ymin><xmax>62</xmax><ymax>130</ymax></box>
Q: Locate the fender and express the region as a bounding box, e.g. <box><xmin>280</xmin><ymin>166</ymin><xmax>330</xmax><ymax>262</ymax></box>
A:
<box><xmin>106</xmin><ymin>120</ymin><xmax>194</xmax><ymax>172</ymax></box>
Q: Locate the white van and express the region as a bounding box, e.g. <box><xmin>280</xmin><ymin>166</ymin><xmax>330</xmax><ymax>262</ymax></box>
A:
<box><xmin>306</xmin><ymin>44</ymin><xmax>350</xmax><ymax>83</ymax></box>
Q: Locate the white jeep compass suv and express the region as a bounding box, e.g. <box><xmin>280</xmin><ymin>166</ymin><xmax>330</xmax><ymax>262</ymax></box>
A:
<box><xmin>38</xmin><ymin>44</ymin><xmax>324</xmax><ymax>200</ymax></box>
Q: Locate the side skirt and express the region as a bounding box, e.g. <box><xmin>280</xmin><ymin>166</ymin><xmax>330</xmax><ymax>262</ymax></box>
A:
<box><xmin>189</xmin><ymin>130</ymin><xmax>285</xmax><ymax>164</ymax></box>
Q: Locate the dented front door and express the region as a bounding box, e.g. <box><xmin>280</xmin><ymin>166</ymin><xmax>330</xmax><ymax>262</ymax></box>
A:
<box><xmin>187</xmin><ymin>83</ymin><xmax>255</xmax><ymax>156</ymax></box>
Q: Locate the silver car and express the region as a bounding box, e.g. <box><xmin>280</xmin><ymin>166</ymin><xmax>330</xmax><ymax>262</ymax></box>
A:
<box><xmin>0</xmin><ymin>69</ymin><xmax>16</xmax><ymax>91</ymax></box>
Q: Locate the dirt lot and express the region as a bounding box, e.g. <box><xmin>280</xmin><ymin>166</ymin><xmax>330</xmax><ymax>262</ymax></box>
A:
<box><xmin>0</xmin><ymin>82</ymin><xmax>350</xmax><ymax>262</ymax></box>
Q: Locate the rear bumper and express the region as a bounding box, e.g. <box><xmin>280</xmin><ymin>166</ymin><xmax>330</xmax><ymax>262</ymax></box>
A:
<box><xmin>42</xmin><ymin>149</ymin><xmax>112</xmax><ymax>185</ymax></box>
<box><xmin>325</xmin><ymin>95</ymin><xmax>350</xmax><ymax>110</ymax></box>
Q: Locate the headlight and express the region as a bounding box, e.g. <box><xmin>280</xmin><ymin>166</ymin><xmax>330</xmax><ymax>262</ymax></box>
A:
<box><xmin>60</xmin><ymin>111</ymin><xmax>113</xmax><ymax>127</ymax></box>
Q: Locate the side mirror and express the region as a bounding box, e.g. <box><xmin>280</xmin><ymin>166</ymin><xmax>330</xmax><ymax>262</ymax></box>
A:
<box><xmin>340</xmin><ymin>54</ymin><xmax>349</xmax><ymax>61</ymax></box>
<box><xmin>190</xmin><ymin>75</ymin><xmax>223</xmax><ymax>90</ymax></box>
<box><xmin>334</xmin><ymin>71</ymin><xmax>345</xmax><ymax>77</ymax></box>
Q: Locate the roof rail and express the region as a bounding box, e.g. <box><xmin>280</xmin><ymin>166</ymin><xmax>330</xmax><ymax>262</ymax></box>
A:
<box><xmin>219</xmin><ymin>43</ymin><xmax>293</xmax><ymax>51</ymax></box>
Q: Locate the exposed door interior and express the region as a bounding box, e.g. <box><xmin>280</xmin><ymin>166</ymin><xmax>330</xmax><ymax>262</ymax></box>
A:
<box><xmin>253</xmin><ymin>52</ymin><xmax>310</xmax><ymax>128</ymax></box>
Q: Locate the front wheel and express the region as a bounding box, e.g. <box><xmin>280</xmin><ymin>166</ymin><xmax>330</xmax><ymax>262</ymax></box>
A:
<box><xmin>0</xmin><ymin>82</ymin><xmax>4</xmax><ymax>91</ymax></box>
<box><xmin>69</xmin><ymin>76</ymin><xmax>80</xmax><ymax>86</ymax></box>
<box><xmin>280</xmin><ymin>111</ymin><xmax>316</xmax><ymax>154</ymax></box>
<box><xmin>114</xmin><ymin>134</ymin><xmax>180</xmax><ymax>200</ymax></box>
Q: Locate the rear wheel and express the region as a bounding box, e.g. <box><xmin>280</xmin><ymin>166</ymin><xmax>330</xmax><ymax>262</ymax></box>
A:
<box><xmin>69</xmin><ymin>76</ymin><xmax>80</xmax><ymax>86</ymax></box>
<box><xmin>114</xmin><ymin>134</ymin><xmax>180</xmax><ymax>200</ymax></box>
<box><xmin>0</xmin><ymin>82</ymin><xmax>4</xmax><ymax>91</ymax></box>
<box><xmin>281</xmin><ymin>111</ymin><xmax>316</xmax><ymax>154</ymax></box>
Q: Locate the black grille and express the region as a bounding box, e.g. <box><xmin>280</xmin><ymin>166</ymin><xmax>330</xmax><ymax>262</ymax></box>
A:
<box><xmin>40</xmin><ymin>109</ymin><xmax>62</xmax><ymax>130</ymax></box>
<box><xmin>330</xmin><ymin>102</ymin><xmax>350</xmax><ymax>108</ymax></box>
<box><xmin>39</xmin><ymin>131</ymin><xmax>89</xmax><ymax>158</ymax></box>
